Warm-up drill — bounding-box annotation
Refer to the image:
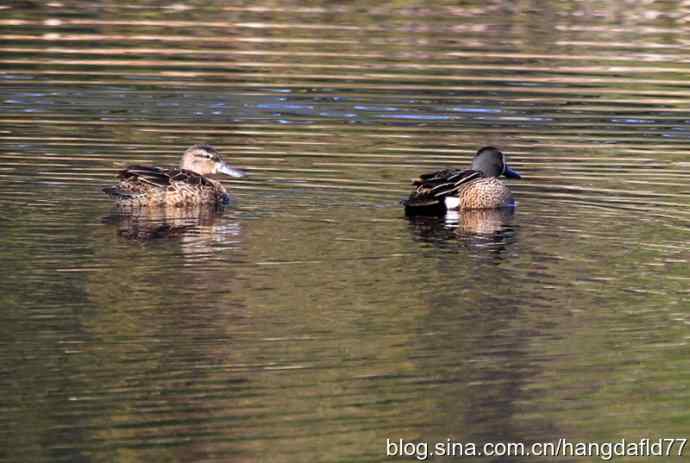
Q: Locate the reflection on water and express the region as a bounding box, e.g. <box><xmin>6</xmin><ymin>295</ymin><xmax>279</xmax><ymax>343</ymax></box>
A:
<box><xmin>408</xmin><ymin>207</ymin><xmax>515</xmax><ymax>244</ymax></box>
<box><xmin>2</xmin><ymin>1</ymin><xmax>690</xmax><ymax>462</ymax></box>
<box><xmin>102</xmin><ymin>205</ymin><xmax>238</xmax><ymax>243</ymax></box>
<box><xmin>407</xmin><ymin>208</ymin><xmax>517</xmax><ymax>269</ymax></box>
<box><xmin>450</xmin><ymin>207</ymin><xmax>515</xmax><ymax>237</ymax></box>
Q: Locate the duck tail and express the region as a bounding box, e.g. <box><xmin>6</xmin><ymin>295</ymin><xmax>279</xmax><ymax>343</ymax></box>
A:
<box><xmin>401</xmin><ymin>195</ymin><xmax>448</xmax><ymax>216</ymax></box>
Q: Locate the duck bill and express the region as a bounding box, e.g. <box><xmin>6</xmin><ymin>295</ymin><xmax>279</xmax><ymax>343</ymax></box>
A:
<box><xmin>217</xmin><ymin>162</ymin><xmax>246</xmax><ymax>178</ymax></box>
<box><xmin>504</xmin><ymin>166</ymin><xmax>521</xmax><ymax>179</ymax></box>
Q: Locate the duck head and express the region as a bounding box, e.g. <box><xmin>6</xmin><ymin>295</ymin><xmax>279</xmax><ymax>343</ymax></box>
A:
<box><xmin>472</xmin><ymin>146</ymin><xmax>521</xmax><ymax>179</ymax></box>
<box><xmin>180</xmin><ymin>144</ymin><xmax>246</xmax><ymax>177</ymax></box>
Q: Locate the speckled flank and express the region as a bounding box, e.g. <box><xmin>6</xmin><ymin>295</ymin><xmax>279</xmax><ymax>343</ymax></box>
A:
<box><xmin>457</xmin><ymin>177</ymin><xmax>514</xmax><ymax>210</ymax></box>
<box><xmin>105</xmin><ymin>178</ymin><xmax>229</xmax><ymax>207</ymax></box>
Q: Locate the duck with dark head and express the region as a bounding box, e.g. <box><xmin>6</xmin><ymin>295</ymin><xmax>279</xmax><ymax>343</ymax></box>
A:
<box><xmin>402</xmin><ymin>146</ymin><xmax>521</xmax><ymax>215</ymax></box>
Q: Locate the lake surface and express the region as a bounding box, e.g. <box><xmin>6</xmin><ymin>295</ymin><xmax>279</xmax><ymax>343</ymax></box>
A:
<box><xmin>2</xmin><ymin>1</ymin><xmax>690</xmax><ymax>462</ymax></box>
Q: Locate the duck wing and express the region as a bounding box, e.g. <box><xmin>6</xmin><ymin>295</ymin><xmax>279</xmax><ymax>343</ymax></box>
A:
<box><xmin>119</xmin><ymin>165</ymin><xmax>173</xmax><ymax>188</ymax></box>
<box><xmin>103</xmin><ymin>165</ymin><xmax>214</xmax><ymax>202</ymax></box>
<box><xmin>119</xmin><ymin>166</ymin><xmax>213</xmax><ymax>187</ymax></box>
<box><xmin>402</xmin><ymin>168</ymin><xmax>482</xmax><ymax>211</ymax></box>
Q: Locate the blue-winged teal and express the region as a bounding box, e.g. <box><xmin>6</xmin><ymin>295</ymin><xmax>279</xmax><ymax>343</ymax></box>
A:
<box><xmin>103</xmin><ymin>144</ymin><xmax>246</xmax><ymax>207</ymax></box>
<box><xmin>402</xmin><ymin>146</ymin><xmax>521</xmax><ymax>214</ymax></box>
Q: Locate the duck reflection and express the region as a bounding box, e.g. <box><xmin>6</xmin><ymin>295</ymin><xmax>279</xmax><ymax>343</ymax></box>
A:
<box><xmin>102</xmin><ymin>204</ymin><xmax>241</xmax><ymax>245</ymax></box>
<box><xmin>448</xmin><ymin>207</ymin><xmax>515</xmax><ymax>236</ymax></box>
<box><xmin>407</xmin><ymin>207</ymin><xmax>517</xmax><ymax>254</ymax></box>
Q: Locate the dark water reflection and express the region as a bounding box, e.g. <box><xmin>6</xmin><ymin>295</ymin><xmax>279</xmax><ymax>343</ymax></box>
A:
<box><xmin>2</xmin><ymin>1</ymin><xmax>690</xmax><ymax>462</ymax></box>
<box><xmin>101</xmin><ymin>205</ymin><xmax>233</xmax><ymax>241</ymax></box>
<box><xmin>408</xmin><ymin>208</ymin><xmax>516</xmax><ymax>248</ymax></box>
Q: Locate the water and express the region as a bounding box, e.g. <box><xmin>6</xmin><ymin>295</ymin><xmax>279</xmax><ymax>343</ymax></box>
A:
<box><xmin>2</xmin><ymin>1</ymin><xmax>690</xmax><ymax>462</ymax></box>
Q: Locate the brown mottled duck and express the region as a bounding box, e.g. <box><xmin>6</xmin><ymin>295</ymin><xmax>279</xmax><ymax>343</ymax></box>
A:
<box><xmin>103</xmin><ymin>144</ymin><xmax>246</xmax><ymax>207</ymax></box>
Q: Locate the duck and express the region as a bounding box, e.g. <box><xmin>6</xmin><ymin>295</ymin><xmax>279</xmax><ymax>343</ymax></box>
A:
<box><xmin>402</xmin><ymin>146</ymin><xmax>521</xmax><ymax>215</ymax></box>
<box><xmin>103</xmin><ymin>144</ymin><xmax>246</xmax><ymax>207</ymax></box>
